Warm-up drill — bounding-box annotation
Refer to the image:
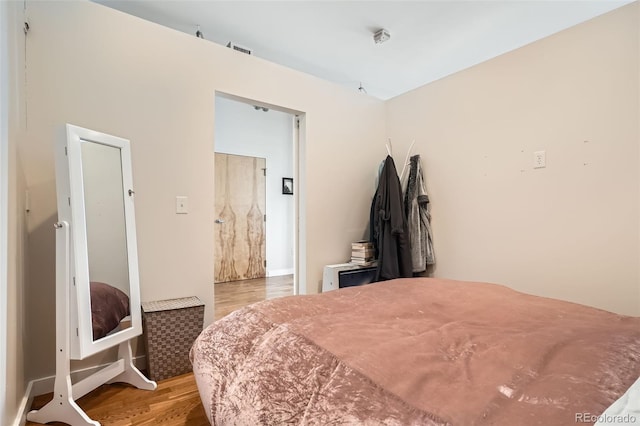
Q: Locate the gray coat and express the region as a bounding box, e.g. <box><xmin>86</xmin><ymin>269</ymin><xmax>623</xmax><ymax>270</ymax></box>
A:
<box><xmin>404</xmin><ymin>155</ymin><xmax>435</xmax><ymax>273</ymax></box>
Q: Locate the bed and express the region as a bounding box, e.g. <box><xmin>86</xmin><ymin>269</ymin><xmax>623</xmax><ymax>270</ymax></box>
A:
<box><xmin>190</xmin><ymin>278</ymin><xmax>640</xmax><ymax>425</ymax></box>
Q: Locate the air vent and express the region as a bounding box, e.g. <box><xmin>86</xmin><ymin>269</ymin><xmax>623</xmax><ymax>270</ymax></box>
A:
<box><xmin>226</xmin><ymin>42</ymin><xmax>253</xmax><ymax>55</ymax></box>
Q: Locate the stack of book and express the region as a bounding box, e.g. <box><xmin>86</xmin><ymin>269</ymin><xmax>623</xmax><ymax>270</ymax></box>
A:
<box><xmin>351</xmin><ymin>241</ymin><xmax>375</xmax><ymax>265</ymax></box>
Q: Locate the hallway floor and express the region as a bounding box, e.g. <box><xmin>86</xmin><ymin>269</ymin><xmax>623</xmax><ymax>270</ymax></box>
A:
<box><xmin>214</xmin><ymin>274</ymin><xmax>294</xmax><ymax>320</ymax></box>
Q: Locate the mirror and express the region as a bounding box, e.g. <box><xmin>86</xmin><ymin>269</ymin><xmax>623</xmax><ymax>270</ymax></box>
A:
<box><xmin>56</xmin><ymin>124</ymin><xmax>143</xmax><ymax>359</ymax></box>
<box><xmin>81</xmin><ymin>141</ymin><xmax>131</xmax><ymax>340</ymax></box>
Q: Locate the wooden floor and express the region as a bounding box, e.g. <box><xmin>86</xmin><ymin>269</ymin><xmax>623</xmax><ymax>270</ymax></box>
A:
<box><xmin>214</xmin><ymin>274</ymin><xmax>294</xmax><ymax>320</ymax></box>
<box><xmin>27</xmin><ymin>372</ymin><xmax>208</xmax><ymax>426</ymax></box>
<box><xmin>27</xmin><ymin>275</ymin><xmax>294</xmax><ymax>425</ymax></box>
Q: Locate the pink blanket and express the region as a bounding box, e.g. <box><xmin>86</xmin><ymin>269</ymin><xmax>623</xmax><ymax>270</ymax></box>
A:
<box><xmin>191</xmin><ymin>278</ymin><xmax>640</xmax><ymax>425</ymax></box>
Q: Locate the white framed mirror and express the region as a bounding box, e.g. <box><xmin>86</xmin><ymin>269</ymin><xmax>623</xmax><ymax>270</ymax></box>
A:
<box><xmin>56</xmin><ymin>124</ymin><xmax>142</xmax><ymax>360</ymax></box>
<box><xmin>28</xmin><ymin>124</ymin><xmax>154</xmax><ymax>426</ymax></box>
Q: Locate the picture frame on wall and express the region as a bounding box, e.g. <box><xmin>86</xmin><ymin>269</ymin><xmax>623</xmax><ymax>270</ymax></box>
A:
<box><xmin>282</xmin><ymin>177</ymin><xmax>293</xmax><ymax>195</ymax></box>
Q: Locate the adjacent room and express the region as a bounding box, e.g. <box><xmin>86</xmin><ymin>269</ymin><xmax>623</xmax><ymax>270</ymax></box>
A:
<box><xmin>1</xmin><ymin>0</ymin><xmax>639</xmax><ymax>425</ymax></box>
<box><xmin>213</xmin><ymin>95</ymin><xmax>296</xmax><ymax>319</ymax></box>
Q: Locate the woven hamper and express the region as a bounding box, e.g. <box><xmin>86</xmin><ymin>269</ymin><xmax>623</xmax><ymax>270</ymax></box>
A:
<box><xmin>142</xmin><ymin>296</ymin><xmax>205</xmax><ymax>381</ymax></box>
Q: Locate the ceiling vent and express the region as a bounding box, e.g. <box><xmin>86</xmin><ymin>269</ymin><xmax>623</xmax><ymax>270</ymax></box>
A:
<box><xmin>226</xmin><ymin>42</ymin><xmax>253</xmax><ymax>55</ymax></box>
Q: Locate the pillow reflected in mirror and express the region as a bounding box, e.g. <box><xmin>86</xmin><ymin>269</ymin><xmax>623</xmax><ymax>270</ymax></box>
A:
<box><xmin>90</xmin><ymin>281</ymin><xmax>130</xmax><ymax>340</ymax></box>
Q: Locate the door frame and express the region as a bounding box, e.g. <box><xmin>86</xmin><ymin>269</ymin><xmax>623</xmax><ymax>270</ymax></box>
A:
<box><xmin>0</xmin><ymin>1</ymin><xmax>10</xmax><ymax>421</ymax></box>
<box><xmin>214</xmin><ymin>91</ymin><xmax>306</xmax><ymax>296</ymax></box>
<box><xmin>293</xmin><ymin>113</ymin><xmax>306</xmax><ymax>295</ymax></box>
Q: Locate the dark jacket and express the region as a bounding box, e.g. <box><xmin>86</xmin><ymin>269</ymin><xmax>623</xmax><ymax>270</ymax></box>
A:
<box><xmin>369</xmin><ymin>156</ymin><xmax>413</xmax><ymax>281</ymax></box>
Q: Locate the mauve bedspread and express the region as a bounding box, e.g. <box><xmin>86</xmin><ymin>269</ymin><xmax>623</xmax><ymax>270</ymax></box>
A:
<box><xmin>190</xmin><ymin>278</ymin><xmax>640</xmax><ymax>425</ymax></box>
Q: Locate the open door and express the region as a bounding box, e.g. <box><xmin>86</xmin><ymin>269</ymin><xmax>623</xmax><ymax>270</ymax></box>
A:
<box><xmin>214</xmin><ymin>153</ymin><xmax>266</xmax><ymax>283</ymax></box>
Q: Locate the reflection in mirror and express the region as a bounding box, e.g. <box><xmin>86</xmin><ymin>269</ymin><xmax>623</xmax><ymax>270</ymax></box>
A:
<box><xmin>80</xmin><ymin>141</ymin><xmax>131</xmax><ymax>341</ymax></box>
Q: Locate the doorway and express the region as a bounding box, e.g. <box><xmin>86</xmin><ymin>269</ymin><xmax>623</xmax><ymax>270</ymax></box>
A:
<box><xmin>213</xmin><ymin>94</ymin><xmax>299</xmax><ymax>319</ymax></box>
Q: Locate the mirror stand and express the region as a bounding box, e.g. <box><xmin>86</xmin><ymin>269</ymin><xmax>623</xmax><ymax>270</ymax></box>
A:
<box><xmin>26</xmin><ymin>222</ymin><xmax>156</xmax><ymax>426</ymax></box>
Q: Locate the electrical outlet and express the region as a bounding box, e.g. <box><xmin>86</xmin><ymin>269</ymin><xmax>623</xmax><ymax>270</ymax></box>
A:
<box><xmin>176</xmin><ymin>196</ymin><xmax>188</xmax><ymax>214</ymax></box>
<box><xmin>533</xmin><ymin>151</ymin><xmax>546</xmax><ymax>169</ymax></box>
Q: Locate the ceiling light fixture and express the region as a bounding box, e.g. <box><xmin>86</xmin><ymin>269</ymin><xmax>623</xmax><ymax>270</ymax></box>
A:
<box><xmin>373</xmin><ymin>28</ymin><xmax>391</xmax><ymax>45</ymax></box>
<box><xmin>358</xmin><ymin>82</ymin><xmax>367</xmax><ymax>94</ymax></box>
<box><xmin>196</xmin><ymin>25</ymin><xmax>204</xmax><ymax>39</ymax></box>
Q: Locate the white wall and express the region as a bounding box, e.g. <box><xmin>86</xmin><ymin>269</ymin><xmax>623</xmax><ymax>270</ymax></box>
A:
<box><xmin>386</xmin><ymin>3</ymin><xmax>640</xmax><ymax>316</ymax></box>
<box><xmin>20</xmin><ymin>0</ymin><xmax>386</xmax><ymax>381</ymax></box>
<box><xmin>2</xmin><ymin>1</ymin><xmax>27</xmax><ymax>423</ymax></box>
<box><xmin>1</xmin><ymin>2</ymin><xmax>9</xmax><ymax>422</ymax></box>
<box><xmin>214</xmin><ymin>96</ymin><xmax>294</xmax><ymax>277</ymax></box>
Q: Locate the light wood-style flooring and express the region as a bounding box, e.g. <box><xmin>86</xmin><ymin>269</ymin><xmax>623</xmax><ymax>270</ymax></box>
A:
<box><xmin>27</xmin><ymin>275</ymin><xmax>294</xmax><ymax>425</ymax></box>
<box><xmin>26</xmin><ymin>372</ymin><xmax>208</xmax><ymax>426</ymax></box>
<box><xmin>214</xmin><ymin>274</ymin><xmax>294</xmax><ymax>320</ymax></box>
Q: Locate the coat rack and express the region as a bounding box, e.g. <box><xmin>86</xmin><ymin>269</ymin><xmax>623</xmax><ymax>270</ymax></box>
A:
<box><xmin>385</xmin><ymin>138</ymin><xmax>416</xmax><ymax>182</ymax></box>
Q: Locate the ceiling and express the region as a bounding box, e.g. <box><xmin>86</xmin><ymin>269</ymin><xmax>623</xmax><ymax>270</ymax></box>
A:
<box><xmin>93</xmin><ymin>0</ymin><xmax>633</xmax><ymax>100</ymax></box>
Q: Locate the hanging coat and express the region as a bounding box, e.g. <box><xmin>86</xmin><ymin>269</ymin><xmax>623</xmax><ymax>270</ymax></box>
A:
<box><xmin>369</xmin><ymin>155</ymin><xmax>413</xmax><ymax>281</ymax></box>
<box><xmin>404</xmin><ymin>155</ymin><xmax>435</xmax><ymax>273</ymax></box>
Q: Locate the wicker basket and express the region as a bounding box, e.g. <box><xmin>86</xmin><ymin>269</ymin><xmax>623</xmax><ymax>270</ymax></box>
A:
<box><xmin>142</xmin><ymin>296</ymin><xmax>205</xmax><ymax>381</ymax></box>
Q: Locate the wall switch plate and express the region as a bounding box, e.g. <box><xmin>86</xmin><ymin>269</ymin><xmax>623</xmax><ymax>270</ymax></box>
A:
<box><xmin>176</xmin><ymin>196</ymin><xmax>188</xmax><ymax>214</ymax></box>
<box><xmin>533</xmin><ymin>150</ymin><xmax>546</xmax><ymax>169</ymax></box>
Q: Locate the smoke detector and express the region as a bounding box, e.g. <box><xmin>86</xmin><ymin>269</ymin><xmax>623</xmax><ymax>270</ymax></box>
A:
<box><xmin>373</xmin><ymin>28</ymin><xmax>391</xmax><ymax>45</ymax></box>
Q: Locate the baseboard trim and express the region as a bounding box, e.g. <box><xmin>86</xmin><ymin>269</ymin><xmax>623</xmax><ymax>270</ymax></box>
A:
<box><xmin>14</xmin><ymin>355</ymin><xmax>146</xmax><ymax>426</ymax></box>
<box><xmin>266</xmin><ymin>268</ymin><xmax>294</xmax><ymax>277</ymax></box>
<box><xmin>13</xmin><ymin>380</ymin><xmax>33</xmax><ymax>426</ymax></box>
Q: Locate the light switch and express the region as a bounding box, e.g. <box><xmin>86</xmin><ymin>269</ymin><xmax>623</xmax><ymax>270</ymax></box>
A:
<box><xmin>176</xmin><ymin>196</ymin><xmax>188</xmax><ymax>214</ymax></box>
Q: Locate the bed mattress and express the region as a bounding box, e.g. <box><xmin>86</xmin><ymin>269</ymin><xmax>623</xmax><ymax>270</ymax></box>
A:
<box><xmin>190</xmin><ymin>278</ymin><xmax>640</xmax><ymax>425</ymax></box>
